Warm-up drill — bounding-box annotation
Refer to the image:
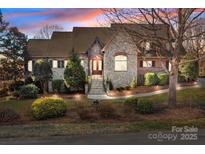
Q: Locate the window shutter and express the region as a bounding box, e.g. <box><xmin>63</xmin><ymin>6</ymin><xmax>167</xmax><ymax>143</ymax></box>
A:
<box><xmin>152</xmin><ymin>61</ymin><xmax>155</xmax><ymax>67</ymax></box>
<box><xmin>57</xmin><ymin>60</ymin><xmax>60</xmax><ymax>68</ymax></box>
<box><xmin>49</xmin><ymin>60</ymin><xmax>53</xmax><ymax>68</ymax></box>
<box><xmin>62</xmin><ymin>60</ymin><xmax>64</xmax><ymax>68</ymax></box>
<box><xmin>140</xmin><ymin>60</ymin><xmax>143</xmax><ymax>67</ymax></box>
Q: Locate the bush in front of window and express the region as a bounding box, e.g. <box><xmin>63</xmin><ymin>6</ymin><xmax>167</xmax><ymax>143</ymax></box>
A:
<box><xmin>157</xmin><ymin>72</ymin><xmax>169</xmax><ymax>86</ymax></box>
<box><xmin>144</xmin><ymin>72</ymin><xmax>157</xmax><ymax>86</ymax></box>
<box><xmin>52</xmin><ymin>79</ymin><xmax>64</xmax><ymax>93</ymax></box>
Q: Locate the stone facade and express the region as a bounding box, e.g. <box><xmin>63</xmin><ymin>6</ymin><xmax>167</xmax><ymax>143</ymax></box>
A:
<box><xmin>103</xmin><ymin>31</ymin><xmax>138</xmax><ymax>88</ymax></box>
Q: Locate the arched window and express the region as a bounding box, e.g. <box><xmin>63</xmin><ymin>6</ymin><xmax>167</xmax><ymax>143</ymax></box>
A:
<box><xmin>114</xmin><ymin>55</ymin><xmax>127</xmax><ymax>71</ymax></box>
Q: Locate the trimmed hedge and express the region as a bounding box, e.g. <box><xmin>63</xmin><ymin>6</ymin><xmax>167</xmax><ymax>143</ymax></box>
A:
<box><xmin>144</xmin><ymin>72</ymin><xmax>157</xmax><ymax>86</ymax></box>
<box><xmin>157</xmin><ymin>72</ymin><xmax>169</xmax><ymax>85</ymax></box>
<box><xmin>19</xmin><ymin>84</ymin><xmax>39</xmax><ymax>99</ymax></box>
<box><xmin>52</xmin><ymin>79</ymin><xmax>64</xmax><ymax>93</ymax></box>
<box><xmin>31</xmin><ymin>97</ymin><xmax>67</xmax><ymax>120</ymax></box>
<box><xmin>137</xmin><ymin>99</ymin><xmax>154</xmax><ymax>114</ymax></box>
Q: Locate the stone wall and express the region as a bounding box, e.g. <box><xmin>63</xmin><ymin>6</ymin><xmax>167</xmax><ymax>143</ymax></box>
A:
<box><xmin>103</xmin><ymin>31</ymin><xmax>138</xmax><ymax>88</ymax></box>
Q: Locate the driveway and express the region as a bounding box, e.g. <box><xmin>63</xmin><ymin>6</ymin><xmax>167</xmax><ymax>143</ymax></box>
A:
<box><xmin>0</xmin><ymin>129</ymin><xmax>205</xmax><ymax>145</ymax></box>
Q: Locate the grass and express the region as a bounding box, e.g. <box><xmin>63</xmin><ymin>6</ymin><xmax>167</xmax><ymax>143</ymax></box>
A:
<box><xmin>0</xmin><ymin>87</ymin><xmax>205</xmax><ymax>138</ymax></box>
<box><xmin>0</xmin><ymin>118</ymin><xmax>205</xmax><ymax>138</ymax></box>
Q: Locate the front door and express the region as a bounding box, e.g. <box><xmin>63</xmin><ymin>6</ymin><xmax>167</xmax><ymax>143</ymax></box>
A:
<box><xmin>92</xmin><ymin>59</ymin><xmax>102</xmax><ymax>75</ymax></box>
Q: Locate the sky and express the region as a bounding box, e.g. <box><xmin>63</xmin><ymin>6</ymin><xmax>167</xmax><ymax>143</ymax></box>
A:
<box><xmin>1</xmin><ymin>8</ymin><xmax>105</xmax><ymax>38</ymax></box>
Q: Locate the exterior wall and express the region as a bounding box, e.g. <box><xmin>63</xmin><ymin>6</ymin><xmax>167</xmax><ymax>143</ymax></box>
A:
<box><xmin>103</xmin><ymin>32</ymin><xmax>138</xmax><ymax>88</ymax></box>
<box><xmin>137</xmin><ymin>58</ymin><xmax>168</xmax><ymax>75</ymax></box>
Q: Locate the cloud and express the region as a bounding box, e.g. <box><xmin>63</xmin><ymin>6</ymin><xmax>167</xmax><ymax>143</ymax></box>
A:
<box><xmin>4</xmin><ymin>9</ymin><xmax>103</xmax><ymax>31</ymax></box>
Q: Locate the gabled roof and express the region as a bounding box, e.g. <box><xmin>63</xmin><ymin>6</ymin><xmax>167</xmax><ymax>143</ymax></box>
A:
<box><xmin>72</xmin><ymin>27</ymin><xmax>112</xmax><ymax>53</ymax></box>
<box><xmin>27</xmin><ymin>24</ymin><xmax>169</xmax><ymax>58</ymax></box>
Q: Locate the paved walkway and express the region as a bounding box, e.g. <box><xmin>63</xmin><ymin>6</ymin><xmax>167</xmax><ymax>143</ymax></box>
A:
<box><xmin>87</xmin><ymin>75</ymin><xmax>106</xmax><ymax>98</ymax></box>
<box><xmin>88</xmin><ymin>84</ymin><xmax>200</xmax><ymax>100</ymax></box>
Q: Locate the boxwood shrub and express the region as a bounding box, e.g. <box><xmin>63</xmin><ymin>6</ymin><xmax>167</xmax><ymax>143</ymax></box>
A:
<box><xmin>137</xmin><ymin>99</ymin><xmax>154</xmax><ymax>114</ymax></box>
<box><xmin>157</xmin><ymin>72</ymin><xmax>169</xmax><ymax>86</ymax></box>
<box><xmin>144</xmin><ymin>72</ymin><xmax>157</xmax><ymax>86</ymax></box>
<box><xmin>31</xmin><ymin>97</ymin><xmax>67</xmax><ymax>120</ymax></box>
<box><xmin>124</xmin><ymin>97</ymin><xmax>138</xmax><ymax>111</ymax></box>
<box><xmin>19</xmin><ymin>84</ymin><xmax>39</xmax><ymax>99</ymax></box>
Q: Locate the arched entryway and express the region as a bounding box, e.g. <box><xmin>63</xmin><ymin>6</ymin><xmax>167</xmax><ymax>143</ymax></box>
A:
<box><xmin>89</xmin><ymin>56</ymin><xmax>103</xmax><ymax>75</ymax></box>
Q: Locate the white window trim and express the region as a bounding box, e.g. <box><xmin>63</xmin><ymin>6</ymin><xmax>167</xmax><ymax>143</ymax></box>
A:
<box><xmin>114</xmin><ymin>55</ymin><xmax>127</xmax><ymax>71</ymax></box>
<box><xmin>28</xmin><ymin>60</ymin><xmax>32</xmax><ymax>72</ymax></box>
<box><xmin>143</xmin><ymin>61</ymin><xmax>153</xmax><ymax>68</ymax></box>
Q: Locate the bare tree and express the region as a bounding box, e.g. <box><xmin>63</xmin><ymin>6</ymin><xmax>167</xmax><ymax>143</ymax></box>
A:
<box><xmin>33</xmin><ymin>24</ymin><xmax>64</xmax><ymax>39</ymax></box>
<box><xmin>103</xmin><ymin>8</ymin><xmax>205</xmax><ymax>106</ymax></box>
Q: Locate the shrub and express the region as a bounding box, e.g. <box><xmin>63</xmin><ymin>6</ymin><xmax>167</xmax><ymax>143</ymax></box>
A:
<box><xmin>31</xmin><ymin>97</ymin><xmax>67</xmax><ymax>120</ymax></box>
<box><xmin>137</xmin><ymin>99</ymin><xmax>154</xmax><ymax>114</ymax></box>
<box><xmin>8</xmin><ymin>80</ymin><xmax>24</xmax><ymax>91</ymax></box>
<box><xmin>144</xmin><ymin>72</ymin><xmax>157</xmax><ymax>86</ymax></box>
<box><xmin>157</xmin><ymin>72</ymin><xmax>169</xmax><ymax>86</ymax></box>
<box><xmin>64</xmin><ymin>53</ymin><xmax>86</xmax><ymax>91</ymax></box>
<box><xmin>124</xmin><ymin>97</ymin><xmax>138</xmax><ymax>111</ymax></box>
<box><xmin>52</xmin><ymin>79</ymin><xmax>64</xmax><ymax>93</ymax></box>
<box><xmin>19</xmin><ymin>84</ymin><xmax>39</xmax><ymax>99</ymax></box>
<box><xmin>130</xmin><ymin>78</ymin><xmax>137</xmax><ymax>88</ymax></box>
<box><xmin>11</xmin><ymin>90</ymin><xmax>20</xmax><ymax>98</ymax></box>
<box><xmin>96</xmin><ymin>103</ymin><xmax>118</xmax><ymax>119</ymax></box>
<box><xmin>0</xmin><ymin>108</ymin><xmax>20</xmax><ymax>123</ymax></box>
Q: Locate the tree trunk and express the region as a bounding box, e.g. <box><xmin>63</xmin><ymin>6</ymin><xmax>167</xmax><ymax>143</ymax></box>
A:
<box><xmin>43</xmin><ymin>81</ymin><xmax>48</xmax><ymax>94</ymax></box>
<box><xmin>168</xmin><ymin>59</ymin><xmax>178</xmax><ymax>107</ymax></box>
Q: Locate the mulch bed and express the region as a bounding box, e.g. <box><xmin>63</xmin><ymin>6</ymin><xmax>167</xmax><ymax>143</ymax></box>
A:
<box><xmin>107</xmin><ymin>82</ymin><xmax>197</xmax><ymax>97</ymax></box>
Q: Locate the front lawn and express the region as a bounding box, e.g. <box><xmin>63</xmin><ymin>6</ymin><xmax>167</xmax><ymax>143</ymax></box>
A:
<box><xmin>0</xmin><ymin>118</ymin><xmax>205</xmax><ymax>138</ymax></box>
<box><xmin>0</xmin><ymin>87</ymin><xmax>205</xmax><ymax>137</ymax></box>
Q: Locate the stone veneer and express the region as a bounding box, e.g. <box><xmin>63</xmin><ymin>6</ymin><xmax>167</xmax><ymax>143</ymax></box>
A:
<box><xmin>103</xmin><ymin>31</ymin><xmax>138</xmax><ymax>88</ymax></box>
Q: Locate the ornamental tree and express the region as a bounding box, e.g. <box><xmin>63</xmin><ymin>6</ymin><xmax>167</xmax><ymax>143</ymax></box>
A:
<box><xmin>33</xmin><ymin>59</ymin><xmax>53</xmax><ymax>94</ymax></box>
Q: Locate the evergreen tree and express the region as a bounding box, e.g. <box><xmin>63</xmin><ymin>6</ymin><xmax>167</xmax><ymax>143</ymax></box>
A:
<box><xmin>64</xmin><ymin>52</ymin><xmax>86</xmax><ymax>91</ymax></box>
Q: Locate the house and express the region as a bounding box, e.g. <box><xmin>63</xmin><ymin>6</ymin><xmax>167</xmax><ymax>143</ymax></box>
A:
<box><xmin>27</xmin><ymin>24</ymin><xmax>170</xmax><ymax>96</ymax></box>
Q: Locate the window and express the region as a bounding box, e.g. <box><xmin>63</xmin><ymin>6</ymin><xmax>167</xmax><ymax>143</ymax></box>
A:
<box><xmin>140</xmin><ymin>60</ymin><xmax>155</xmax><ymax>68</ymax></box>
<box><xmin>57</xmin><ymin>60</ymin><xmax>64</xmax><ymax>68</ymax></box>
<box><xmin>28</xmin><ymin>60</ymin><xmax>32</xmax><ymax>72</ymax></box>
<box><xmin>114</xmin><ymin>55</ymin><xmax>127</xmax><ymax>71</ymax></box>
<box><xmin>53</xmin><ymin>60</ymin><xmax>58</xmax><ymax>68</ymax></box>
<box><xmin>64</xmin><ymin>60</ymin><xmax>67</xmax><ymax>68</ymax></box>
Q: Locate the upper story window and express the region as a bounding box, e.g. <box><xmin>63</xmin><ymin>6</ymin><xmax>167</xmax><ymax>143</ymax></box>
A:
<box><xmin>114</xmin><ymin>55</ymin><xmax>127</xmax><ymax>71</ymax></box>
<box><xmin>140</xmin><ymin>60</ymin><xmax>155</xmax><ymax>68</ymax></box>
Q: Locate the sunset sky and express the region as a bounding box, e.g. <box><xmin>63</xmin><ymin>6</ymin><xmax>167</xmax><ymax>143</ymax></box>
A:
<box><xmin>1</xmin><ymin>8</ymin><xmax>104</xmax><ymax>38</ymax></box>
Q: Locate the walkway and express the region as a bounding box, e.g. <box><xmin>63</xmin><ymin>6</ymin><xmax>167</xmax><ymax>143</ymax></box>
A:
<box><xmin>88</xmin><ymin>84</ymin><xmax>200</xmax><ymax>100</ymax></box>
<box><xmin>87</xmin><ymin>75</ymin><xmax>106</xmax><ymax>99</ymax></box>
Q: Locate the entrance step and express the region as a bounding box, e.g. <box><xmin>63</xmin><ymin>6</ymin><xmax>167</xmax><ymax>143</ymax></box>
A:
<box><xmin>88</xmin><ymin>75</ymin><xmax>106</xmax><ymax>97</ymax></box>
